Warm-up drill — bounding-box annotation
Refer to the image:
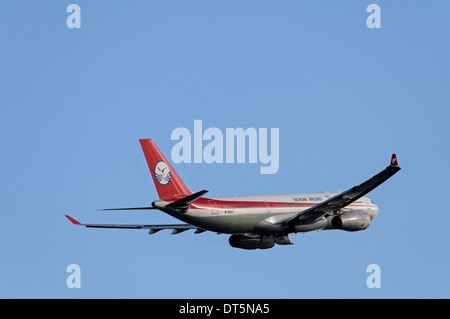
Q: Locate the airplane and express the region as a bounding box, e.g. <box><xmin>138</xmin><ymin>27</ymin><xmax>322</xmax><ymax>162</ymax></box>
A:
<box><xmin>66</xmin><ymin>139</ymin><xmax>401</xmax><ymax>250</ymax></box>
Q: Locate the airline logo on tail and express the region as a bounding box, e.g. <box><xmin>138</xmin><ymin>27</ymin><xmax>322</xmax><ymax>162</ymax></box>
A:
<box><xmin>154</xmin><ymin>161</ymin><xmax>171</xmax><ymax>185</ymax></box>
<box><xmin>140</xmin><ymin>139</ymin><xmax>192</xmax><ymax>199</ymax></box>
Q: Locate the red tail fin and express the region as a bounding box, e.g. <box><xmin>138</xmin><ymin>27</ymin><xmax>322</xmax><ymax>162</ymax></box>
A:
<box><xmin>139</xmin><ymin>139</ymin><xmax>192</xmax><ymax>199</ymax></box>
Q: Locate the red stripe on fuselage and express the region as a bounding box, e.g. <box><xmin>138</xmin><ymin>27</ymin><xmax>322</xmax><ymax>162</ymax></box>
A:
<box><xmin>163</xmin><ymin>197</ymin><xmax>371</xmax><ymax>210</ymax></box>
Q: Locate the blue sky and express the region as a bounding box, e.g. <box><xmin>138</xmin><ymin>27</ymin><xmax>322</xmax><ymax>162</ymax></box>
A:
<box><xmin>0</xmin><ymin>1</ymin><xmax>449</xmax><ymax>298</ymax></box>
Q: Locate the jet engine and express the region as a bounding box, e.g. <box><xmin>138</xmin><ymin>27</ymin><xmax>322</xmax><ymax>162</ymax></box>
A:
<box><xmin>229</xmin><ymin>235</ymin><xmax>275</xmax><ymax>250</ymax></box>
<box><xmin>331</xmin><ymin>211</ymin><xmax>371</xmax><ymax>231</ymax></box>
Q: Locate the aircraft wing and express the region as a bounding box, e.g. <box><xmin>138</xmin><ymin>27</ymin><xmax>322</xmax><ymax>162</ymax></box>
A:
<box><xmin>284</xmin><ymin>154</ymin><xmax>401</xmax><ymax>225</ymax></box>
<box><xmin>65</xmin><ymin>215</ymin><xmax>206</xmax><ymax>234</ymax></box>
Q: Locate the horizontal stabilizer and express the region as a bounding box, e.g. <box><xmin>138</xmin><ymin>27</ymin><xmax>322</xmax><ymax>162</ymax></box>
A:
<box><xmin>99</xmin><ymin>206</ymin><xmax>156</xmax><ymax>211</ymax></box>
<box><xmin>99</xmin><ymin>190</ymin><xmax>208</xmax><ymax>212</ymax></box>
<box><xmin>167</xmin><ymin>189</ymin><xmax>209</xmax><ymax>211</ymax></box>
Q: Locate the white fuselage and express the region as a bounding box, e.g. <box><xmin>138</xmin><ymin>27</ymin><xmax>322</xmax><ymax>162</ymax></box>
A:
<box><xmin>158</xmin><ymin>192</ymin><xmax>379</xmax><ymax>235</ymax></box>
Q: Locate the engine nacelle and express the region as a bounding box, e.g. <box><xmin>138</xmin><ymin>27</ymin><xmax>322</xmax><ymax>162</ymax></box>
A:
<box><xmin>331</xmin><ymin>211</ymin><xmax>371</xmax><ymax>231</ymax></box>
<box><xmin>229</xmin><ymin>235</ymin><xmax>275</xmax><ymax>250</ymax></box>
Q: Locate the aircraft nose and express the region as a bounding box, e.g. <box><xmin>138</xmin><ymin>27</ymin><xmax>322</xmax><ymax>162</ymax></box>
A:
<box><xmin>371</xmin><ymin>204</ymin><xmax>379</xmax><ymax>219</ymax></box>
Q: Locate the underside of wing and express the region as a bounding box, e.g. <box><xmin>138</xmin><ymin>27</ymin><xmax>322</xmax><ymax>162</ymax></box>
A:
<box><xmin>284</xmin><ymin>154</ymin><xmax>401</xmax><ymax>226</ymax></box>
<box><xmin>65</xmin><ymin>215</ymin><xmax>206</xmax><ymax>235</ymax></box>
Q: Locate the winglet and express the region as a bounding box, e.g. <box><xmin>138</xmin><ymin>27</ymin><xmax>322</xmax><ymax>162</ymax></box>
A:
<box><xmin>390</xmin><ymin>154</ymin><xmax>399</xmax><ymax>167</ymax></box>
<box><xmin>65</xmin><ymin>215</ymin><xmax>81</xmax><ymax>225</ymax></box>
